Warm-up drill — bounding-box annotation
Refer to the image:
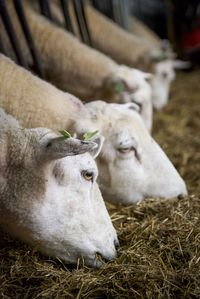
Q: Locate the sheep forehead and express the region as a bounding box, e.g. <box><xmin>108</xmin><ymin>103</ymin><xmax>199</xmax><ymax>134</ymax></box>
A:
<box><xmin>29</xmin><ymin>128</ymin><xmax>57</xmax><ymax>140</ymax></box>
<box><xmin>61</xmin><ymin>152</ymin><xmax>98</xmax><ymax>173</ymax></box>
<box><xmin>117</xmin><ymin>66</ymin><xmax>146</xmax><ymax>87</ymax></box>
<box><xmin>8</xmin><ymin>127</ymin><xmax>53</xmax><ymax>143</ymax></box>
<box><xmin>105</xmin><ymin>103</ymin><xmax>142</xmax><ymax>119</ymax></box>
<box><xmin>2</xmin><ymin>128</ymin><xmax>55</xmax><ymax>167</ymax></box>
<box><xmin>114</xmin><ymin>117</ymin><xmax>145</xmax><ymax>136</ymax></box>
<box><xmin>154</xmin><ymin>60</ymin><xmax>173</xmax><ymax>73</ymax></box>
<box><xmin>103</xmin><ymin>107</ymin><xmax>147</xmax><ymax>140</ymax></box>
<box><xmin>87</xmin><ymin>101</ymin><xmax>146</xmax><ymax>138</ymax></box>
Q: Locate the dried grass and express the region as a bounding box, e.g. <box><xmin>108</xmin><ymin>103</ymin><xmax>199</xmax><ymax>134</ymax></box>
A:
<box><xmin>0</xmin><ymin>70</ymin><xmax>200</xmax><ymax>299</ymax></box>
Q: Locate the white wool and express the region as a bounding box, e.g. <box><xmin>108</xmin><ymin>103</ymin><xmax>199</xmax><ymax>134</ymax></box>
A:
<box><xmin>86</xmin><ymin>101</ymin><xmax>187</xmax><ymax>205</ymax></box>
<box><xmin>0</xmin><ymin>109</ymin><xmax>117</xmax><ymax>267</ymax></box>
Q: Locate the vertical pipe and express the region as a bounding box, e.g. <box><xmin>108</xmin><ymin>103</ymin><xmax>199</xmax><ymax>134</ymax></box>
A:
<box><xmin>79</xmin><ymin>0</ymin><xmax>92</xmax><ymax>46</ymax></box>
<box><xmin>0</xmin><ymin>33</ymin><xmax>6</xmax><ymax>55</ymax></box>
<box><xmin>0</xmin><ymin>0</ymin><xmax>27</xmax><ymax>66</ymax></box>
<box><xmin>13</xmin><ymin>0</ymin><xmax>44</xmax><ymax>78</ymax></box>
<box><xmin>59</xmin><ymin>0</ymin><xmax>74</xmax><ymax>33</ymax></box>
<box><xmin>38</xmin><ymin>0</ymin><xmax>53</xmax><ymax>21</ymax></box>
<box><xmin>72</xmin><ymin>0</ymin><xmax>86</xmax><ymax>43</ymax></box>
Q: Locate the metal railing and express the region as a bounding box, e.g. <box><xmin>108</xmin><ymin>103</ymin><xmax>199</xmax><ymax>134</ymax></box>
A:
<box><xmin>0</xmin><ymin>0</ymin><xmax>126</xmax><ymax>77</ymax></box>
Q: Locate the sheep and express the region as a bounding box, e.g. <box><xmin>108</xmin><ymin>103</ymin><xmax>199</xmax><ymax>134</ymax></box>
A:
<box><xmin>86</xmin><ymin>101</ymin><xmax>187</xmax><ymax>204</ymax></box>
<box><xmin>0</xmin><ymin>107</ymin><xmax>118</xmax><ymax>267</ymax></box>
<box><xmin>84</xmin><ymin>3</ymin><xmax>154</xmax><ymax>68</ymax></box>
<box><xmin>82</xmin><ymin>3</ymin><xmax>177</xmax><ymax>109</ymax></box>
<box><xmin>129</xmin><ymin>16</ymin><xmax>161</xmax><ymax>48</ymax></box>
<box><xmin>0</xmin><ymin>55</ymin><xmax>187</xmax><ymax>205</ymax></box>
<box><xmin>0</xmin><ymin>54</ymin><xmax>95</xmax><ymax>135</ymax></box>
<box><xmin>0</xmin><ymin>0</ymin><xmax>153</xmax><ymax>131</ymax></box>
<box><xmin>31</xmin><ymin>0</ymin><xmax>174</xmax><ymax>113</ymax></box>
<box><xmin>129</xmin><ymin>16</ymin><xmax>191</xmax><ymax>109</ymax></box>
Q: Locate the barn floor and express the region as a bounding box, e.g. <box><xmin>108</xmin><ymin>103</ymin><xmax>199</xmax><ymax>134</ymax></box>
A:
<box><xmin>0</xmin><ymin>71</ymin><xmax>200</xmax><ymax>299</ymax></box>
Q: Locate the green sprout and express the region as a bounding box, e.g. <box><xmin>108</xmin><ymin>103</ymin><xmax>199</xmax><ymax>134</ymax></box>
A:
<box><xmin>59</xmin><ymin>130</ymin><xmax>71</xmax><ymax>139</ymax></box>
<box><xmin>115</xmin><ymin>82</ymin><xmax>125</xmax><ymax>93</ymax></box>
<box><xmin>83</xmin><ymin>130</ymin><xmax>98</xmax><ymax>141</ymax></box>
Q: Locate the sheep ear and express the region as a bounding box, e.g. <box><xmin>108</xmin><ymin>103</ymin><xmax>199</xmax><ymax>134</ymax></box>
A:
<box><xmin>172</xmin><ymin>59</ymin><xmax>191</xmax><ymax>70</ymax></box>
<box><xmin>43</xmin><ymin>137</ymin><xmax>97</xmax><ymax>161</ymax></box>
<box><xmin>123</xmin><ymin>103</ymin><xmax>141</xmax><ymax>113</ymax></box>
<box><xmin>88</xmin><ymin>136</ymin><xmax>104</xmax><ymax>159</ymax></box>
<box><xmin>149</xmin><ymin>48</ymin><xmax>175</xmax><ymax>62</ymax></box>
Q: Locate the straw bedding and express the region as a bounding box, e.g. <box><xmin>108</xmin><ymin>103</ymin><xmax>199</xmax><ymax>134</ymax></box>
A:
<box><xmin>0</xmin><ymin>70</ymin><xmax>200</xmax><ymax>299</ymax></box>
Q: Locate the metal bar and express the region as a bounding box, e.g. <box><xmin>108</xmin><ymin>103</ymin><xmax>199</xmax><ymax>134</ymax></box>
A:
<box><xmin>13</xmin><ymin>0</ymin><xmax>44</xmax><ymax>78</ymax></box>
<box><xmin>109</xmin><ymin>0</ymin><xmax>115</xmax><ymax>21</ymax></box>
<box><xmin>118</xmin><ymin>0</ymin><xmax>125</xmax><ymax>28</ymax></box>
<box><xmin>59</xmin><ymin>0</ymin><xmax>74</xmax><ymax>33</ymax></box>
<box><xmin>79</xmin><ymin>0</ymin><xmax>92</xmax><ymax>46</ymax></box>
<box><xmin>111</xmin><ymin>0</ymin><xmax>121</xmax><ymax>25</ymax></box>
<box><xmin>0</xmin><ymin>0</ymin><xmax>27</xmax><ymax>66</ymax></box>
<box><xmin>72</xmin><ymin>0</ymin><xmax>86</xmax><ymax>43</ymax></box>
<box><xmin>121</xmin><ymin>0</ymin><xmax>130</xmax><ymax>30</ymax></box>
<box><xmin>38</xmin><ymin>0</ymin><xmax>53</xmax><ymax>21</ymax></box>
<box><xmin>92</xmin><ymin>0</ymin><xmax>112</xmax><ymax>18</ymax></box>
<box><xmin>0</xmin><ymin>33</ymin><xmax>6</xmax><ymax>55</ymax></box>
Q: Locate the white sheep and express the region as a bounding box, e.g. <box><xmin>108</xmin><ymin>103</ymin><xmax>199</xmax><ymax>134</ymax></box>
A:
<box><xmin>86</xmin><ymin>101</ymin><xmax>187</xmax><ymax>204</ymax></box>
<box><xmin>32</xmin><ymin>0</ymin><xmax>189</xmax><ymax>111</ymax></box>
<box><xmin>129</xmin><ymin>15</ymin><xmax>161</xmax><ymax>48</ymax></box>
<box><xmin>0</xmin><ymin>54</ymin><xmax>95</xmax><ymax>135</ymax></box>
<box><xmin>0</xmin><ymin>55</ymin><xmax>187</xmax><ymax>205</ymax></box>
<box><xmin>83</xmin><ymin>3</ymin><xmax>176</xmax><ymax>110</ymax></box>
<box><xmin>0</xmin><ymin>1</ymin><xmax>153</xmax><ymax>131</ymax></box>
<box><xmin>0</xmin><ymin>107</ymin><xmax>118</xmax><ymax>267</ymax></box>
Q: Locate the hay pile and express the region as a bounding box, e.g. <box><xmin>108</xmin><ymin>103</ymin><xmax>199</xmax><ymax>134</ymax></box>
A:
<box><xmin>0</xmin><ymin>71</ymin><xmax>200</xmax><ymax>299</ymax></box>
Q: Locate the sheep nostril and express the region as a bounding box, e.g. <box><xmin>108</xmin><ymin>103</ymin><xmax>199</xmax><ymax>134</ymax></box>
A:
<box><xmin>95</xmin><ymin>252</ymin><xmax>110</xmax><ymax>263</ymax></box>
<box><xmin>177</xmin><ymin>194</ymin><xmax>184</xmax><ymax>199</ymax></box>
<box><xmin>114</xmin><ymin>239</ymin><xmax>120</xmax><ymax>249</ymax></box>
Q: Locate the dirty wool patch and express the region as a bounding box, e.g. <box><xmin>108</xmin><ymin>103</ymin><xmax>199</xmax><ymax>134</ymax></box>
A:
<box><xmin>0</xmin><ymin>71</ymin><xmax>200</xmax><ymax>299</ymax></box>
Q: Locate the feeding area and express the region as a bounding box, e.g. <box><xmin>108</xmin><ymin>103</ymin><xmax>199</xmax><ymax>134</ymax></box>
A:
<box><xmin>0</xmin><ymin>70</ymin><xmax>199</xmax><ymax>299</ymax></box>
<box><xmin>0</xmin><ymin>0</ymin><xmax>199</xmax><ymax>298</ymax></box>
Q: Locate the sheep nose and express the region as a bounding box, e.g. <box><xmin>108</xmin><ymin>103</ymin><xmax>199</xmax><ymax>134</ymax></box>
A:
<box><xmin>114</xmin><ymin>239</ymin><xmax>120</xmax><ymax>249</ymax></box>
<box><xmin>95</xmin><ymin>250</ymin><xmax>116</xmax><ymax>263</ymax></box>
<box><xmin>177</xmin><ymin>194</ymin><xmax>184</xmax><ymax>199</ymax></box>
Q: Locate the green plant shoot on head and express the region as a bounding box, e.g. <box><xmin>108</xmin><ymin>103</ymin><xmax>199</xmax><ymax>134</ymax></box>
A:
<box><xmin>59</xmin><ymin>130</ymin><xmax>71</xmax><ymax>139</ymax></box>
<box><xmin>83</xmin><ymin>130</ymin><xmax>98</xmax><ymax>141</ymax></box>
<box><xmin>115</xmin><ymin>82</ymin><xmax>125</xmax><ymax>93</ymax></box>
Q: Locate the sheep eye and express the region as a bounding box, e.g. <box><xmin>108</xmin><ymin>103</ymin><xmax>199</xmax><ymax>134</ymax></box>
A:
<box><xmin>81</xmin><ymin>170</ymin><xmax>94</xmax><ymax>182</ymax></box>
<box><xmin>117</xmin><ymin>146</ymin><xmax>140</xmax><ymax>161</ymax></box>
<box><xmin>118</xmin><ymin>147</ymin><xmax>134</xmax><ymax>154</ymax></box>
<box><xmin>46</xmin><ymin>141</ymin><xmax>52</xmax><ymax>147</ymax></box>
<box><xmin>162</xmin><ymin>72</ymin><xmax>168</xmax><ymax>79</ymax></box>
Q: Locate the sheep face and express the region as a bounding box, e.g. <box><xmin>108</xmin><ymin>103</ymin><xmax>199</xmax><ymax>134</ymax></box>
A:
<box><xmin>0</xmin><ymin>112</ymin><xmax>117</xmax><ymax>267</ymax></box>
<box><xmin>103</xmin><ymin>65</ymin><xmax>153</xmax><ymax>131</ymax></box>
<box><xmin>151</xmin><ymin>60</ymin><xmax>176</xmax><ymax>110</ymax></box>
<box><xmin>86</xmin><ymin>101</ymin><xmax>187</xmax><ymax>205</ymax></box>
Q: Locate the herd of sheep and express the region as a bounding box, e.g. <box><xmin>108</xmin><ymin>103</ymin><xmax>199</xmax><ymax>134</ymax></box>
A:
<box><xmin>0</xmin><ymin>0</ymin><xmax>188</xmax><ymax>267</ymax></box>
